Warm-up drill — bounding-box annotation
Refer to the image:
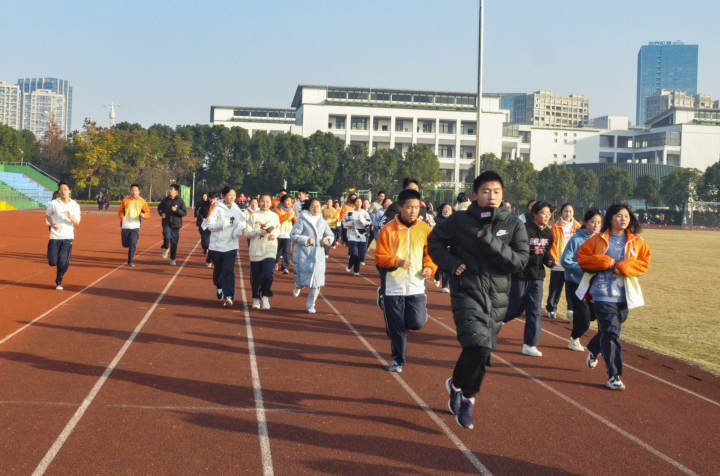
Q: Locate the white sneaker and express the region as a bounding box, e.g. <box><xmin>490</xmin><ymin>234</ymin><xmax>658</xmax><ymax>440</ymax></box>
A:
<box><xmin>434</xmin><ymin>279</ymin><xmax>441</xmax><ymax>288</ymax></box>
<box><xmin>307</xmin><ymin>307</ymin><xmax>317</xmax><ymax>314</ymax></box>
<box><xmin>586</xmin><ymin>351</ymin><xmax>599</xmax><ymax>369</ymax></box>
<box><xmin>261</xmin><ymin>296</ymin><xmax>271</xmax><ymax>310</ymax></box>
<box><xmin>568</xmin><ymin>338</ymin><xmax>584</xmax><ymax>352</ymax></box>
<box><xmin>521</xmin><ymin>344</ymin><xmax>543</xmax><ymax>357</ymax></box>
<box><xmin>388</xmin><ymin>361</ymin><xmax>403</xmax><ymax>373</ymax></box>
<box><xmin>353</xmin><ymin>272</ymin><xmax>360</xmax><ymax>276</ymax></box>
<box><xmin>252</xmin><ymin>299</ymin><xmax>261</xmax><ymax>309</ymax></box>
<box><xmin>162</xmin><ymin>248</ymin><xmax>169</xmax><ymax>259</ymax></box>
<box><xmin>345</xmin><ymin>266</ymin><xmax>352</xmax><ymax>273</ymax></box>
<box><xmin>223</xmin><ymin>297</ymin><xmax>233</xmax><ymax>307</ymax></box>
<box><xmin>441</xmin><ymin>287</ymin><xmax>450</xmax><ymax>294</ymax></box>
<box><xmin>567</xmin><ymin>310</ymin><xmax>574</xmax><ymax>321</ymax></box>
<box><xmin>292</xmin><ymin>287</ymin><xmax>302</xmax><ymax>297</ymax></box>
<box><xmin>361</xmin><ymin>261</ymin><xmax>366</xmax><ymax>266</ymax></box>
<box><xmin>55</xmin><ymin>285</ymin><xmax>63</xmax><ymax>290</ymax></box>
<box><xmin>606</xmin><ymin>375</ymin><xmax>626</xmax><ymax>391</ymax></box>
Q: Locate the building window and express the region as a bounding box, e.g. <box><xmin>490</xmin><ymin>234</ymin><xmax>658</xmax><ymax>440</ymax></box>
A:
<box><xmin>351</xmin><ymin>117</ymin><xmax>368</xmax><ymax>130</ymax></box>
<box><xmin>439</xmin><ymin>121</ymin><xmax>455</xmax><ymax>134</ymax></box>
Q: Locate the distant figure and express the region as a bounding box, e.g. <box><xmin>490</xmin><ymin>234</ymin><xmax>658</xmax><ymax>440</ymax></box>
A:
<box><xmin>454</xmin><ymin>192</ymin><xmax>470</xmax><ymax>211</ymax></box>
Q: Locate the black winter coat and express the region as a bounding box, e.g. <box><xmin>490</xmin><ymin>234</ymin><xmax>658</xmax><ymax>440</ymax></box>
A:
<box><xmin>158</xmin><ymin>196</ymin><xmax>187</xmax><ymax>229</ymax></box>
<box><xmin>514</xmin><ymin>221</ymin><xmax>554</xmax><ymax>281</ymax></box>
<box><xmin>428</xmin><ymin>203</ymin><xmax>529</xmax><ymax>349</ymax></box>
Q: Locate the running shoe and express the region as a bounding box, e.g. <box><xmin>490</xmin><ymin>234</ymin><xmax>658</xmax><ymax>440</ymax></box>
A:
<box><xmin>307</xmin><ymin>307</ymin><xmax>317</xmax><ymax>314</ymax></box>
<box><xmin>252</xmin><ymin>299</ymin><xmax>261</xmax><ymax>309</ymax></box>
<box><xmin>361</xmin><ymin>261</ymin><xmax>365</xmax><ymax>266</ymax></box>
<box><xmin>261</xmin><ymin>296</ymin><xmax>271</xmax><ymax>310</ymax></box>
<box><xmin>162</xmin><ymin>248</ymin><xmax>170</xmax><ymax>259</ymax></box>
<box><xmin>223</xmin><ymin>297</ymin><xmax>234</xmax><ymax>307</ymax></box>
<box><xmin>445</xmin><ymin>378</ymin><xmax>461</xmax><ymax>416</ymax></box>
<box><xmin>128</xmin><ymin>262</ymin><xmax>135</xmax><ymax>267</ymax></box>
<box><xmin>606</xmin><ymin>375</ymin><xmax>626</xmax><ymax>391</ymax></box>
<box><xmin>292</xmin><ymin>287</ymin><xmax>302</xmax><ymax>297</ymax></box>
<box><xmin>388</xmin><ymin>361</ymin><xmax>403</xmax><ymax>373</ymax></box>
<box><xmin>521</xmin><ymin>344</ymin><xmax>542</xmax><ymax>357</ymax></box>
<box><xmin>169</xmin><ymin>259</ymin><xmax>177</xmax><ymax>266</ymax></box>
<box><xmin>567</xmin><ymin>338</ymin><xmax>584</xmax><ymax>352</ymax></box>
<box><xmin>55</xmin><ymin>285</ymin><xmax>63</xmax><ymax>291</ymax></box>
<box><xmin>456</xmin><ymin>396</ymin><xmax>475</xmax><ymax>430</ymax></box>
<box><xmin>345</xmin><ymin>266</ymin><xmax>352</xmax><ymax>273</ymax></box>
<box><xmin>282</xmin><ymin>269</ymin><xmax>289</xmax><ymax>274</ymax></box>
<box><xmin>586</xmin><ymin>351</ymin><xmax>599</xmax><ymax>369</ymax></box>
<box><xmin>434</xmin><ymin>279</ymin><xmax>441</xmax><ymax>288</ymax></box>
<box><xmin>353</xmin><ymin>272</ymin><xmax>360</xmax><ymax>276</ymax></box>
<box><xmin>548</xmin><ymin>311</ymin><xmax>557</xmax><ymax>319</ymax></box>
<box><xmin>376</xmin><ymin>286</ymin><xmax>384</xmax><ymax>310</ymax></box>
<box><xmin>217</xmin><ymin>288</ymin><xmax>224</xmax><ymax>300</ymax></box>
<box><xmin>441</xmin><ymin>287</ymin><xmax>450</xmax><ymax>294</ymax></box>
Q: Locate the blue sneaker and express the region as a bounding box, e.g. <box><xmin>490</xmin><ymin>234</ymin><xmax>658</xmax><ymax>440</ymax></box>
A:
<box><xmin>388</xmin><ymin>361</ymin><xmax>403</xmax><ymax>373</ymax></box>
<box><xmin>456</xmin><ymin>396</ymin><xmax>475</xmax><ymax>430</ymax></box>
<box><xmin>445</xmin><ymin>378</ymin><xmax>461</xmax><ymax>415</ymax></box>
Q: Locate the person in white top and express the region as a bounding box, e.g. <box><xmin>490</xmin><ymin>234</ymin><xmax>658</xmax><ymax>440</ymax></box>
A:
<box><xmin>45</xmin><ymin>182</ymin><xmax>81</xmax><ymax>290</ymax></box>
<box><xmin>118</xmin><ymin>183</ymin><xmax>151</xmax><ymax>267</ymax></box>
<box><xmin>341</xmin><ymin>197</ymin><xmax>372</xmax><ymax>276</ymax></box>
<box><xmin>245</xmin><ymin>194</ymin><xmax>280</xmax><ymax>310</ymax></box>
<box><xmin>205</xmin><ymin>186</ymin><xmax>246</xmax><ymax>307</ymax></box>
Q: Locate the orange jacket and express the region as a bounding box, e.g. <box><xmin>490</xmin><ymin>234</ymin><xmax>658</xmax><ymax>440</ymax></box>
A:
<box><xmin>577</xmin><ymin>230</ymin><xmax>651</xmax><ymax>277</ymax></box>
<box><xmin>275</xmin><ymin>206</ymin><xmax>296</xmax><ymax>225</ymax></box>
<box><xmin>118</xmin><ymin>196</ymin><xmax>150</xmax><ymax>220</ymax></box>
<box><xmin>549</xmin><ymin>218</ymin><xmax>582</xmax><ymax>264</ymax></box>
<box><xmin>338</xmin><ymin>203</ymin><xmax>353</xmax><ymax>221</ymax></box>
<box><xmin>375</xmin><ymin>217</ymin><xmax>437</xmax><ymax>296</ymax></box>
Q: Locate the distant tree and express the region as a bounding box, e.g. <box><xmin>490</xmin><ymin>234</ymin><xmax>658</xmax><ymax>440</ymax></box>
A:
<box><xmin>367</xmin><ymin>148</ymin><xmax>402</xmax><ymax>194</ymax></box>
<box><xmin>331</xmin><ymin>143</ymin><xmax>367</xmax><ymax>197</ymax></box>
<box><xmin>38</xmin><ymin>117</ymin><xmax>69</xmax><ymax>179</ymax></box>
<box><xmin>69</xmin><ymin>120</ymin><xmax>119</xmax><ymax>198</ymax></box>
<box><xmin>661</xmin><ymin>167</ymin><xmax>702</xmax><ymax>209</ymax></box>
<box><xmin>0</xmin><ymin>124</ymin><xmax>28</xmax><ymax>162</ymax></box>
<box><xmin>504</xmin><ymin>158</ymin><xmax>538</xmax><ymax>204</ymax></box>
<box><xmin>538</xmin><ymin>163</ymin><xmax>576</xmax><ymax>206</ymax></box>
<box><xmin>399</xmin><ymin>145</ymin><xmax>440</xmax><ymax>189</ymax></box>
<box><xmin>699</xmin><ymin>160</ymin><xmax>720</xmax><ymax>202</ymax></box>
<box><xmin>574</xmin><ymin>168</ymin><xmax>598</xmax><ymax>208</ymax></box>
<box><xmin>599</xmin><ymin>166</ymin><xmax>633</xmax><ymax>204</ymax></box>
<box><xmin>634</xmin><ymin>174</ymin><xmax>662</xmax><ymax>206</ymax></box>
<box><xmin>302</xmin><ymin>131</ymin><xmax>342</xmax><ymax>193</ymax></box>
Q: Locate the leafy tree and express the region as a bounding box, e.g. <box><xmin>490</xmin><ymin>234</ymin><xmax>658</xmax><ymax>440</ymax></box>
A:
<box><xmin>599</xmin><ymin>166</ymin><xmax>633</xmax><ymax>204</ymax></box>
<box><xmin>661</xmin><ymin>167</ymin><xmax>702</xmax><ymax>209</ymax></box>
<box><xmin>247</xmin><ymin>131</ymin><xmax>275</xmax><ymax>194</ymax></box>
<box><xmin>574</xmin><ymin>168</ymin><xmax>598</xmax><ymax>208</ymax></box>
<box><xmin>38</xmin><ymin>118</ymin><xmax>69</xmax><ymax>180</ymax></box>
<box><xmin>367</xmin><ymin>148</ymin><xmax>402</xmax><ymax>194</ymax></box>
<box><xmin>331</xmin><ymin>143</ymin><xmax>367</xmax><ymax>197</ymax></box>
<box><xmin>303</xmin><ymin>132</ymin><xmax>342</xmax><ymax>192</ymax></box>
<box><xmin>399</xmin><ymin>145</ymin><xmax>440</xmax><ymax>189</ymax></box>
<box><xmin>504</xmin><ymin>158</ymin><xmax>538</xmax><ymax>205</ymax></box>
<box><xmin>699</xmin><ymin>160</ymin><xmax>720</xmax><ymax>202</ymax></box>
<box><xmin>634</xmin><ymin>174</ymin><xmax>661</xmax><ymax>206</ymax></box>
<box><xmin>538</xmin><ymin>164</ymin><xmax>576</xmax><ymax>206</ymax></box>
<box><xmin>0</xmin><ymin>124</ymin><xmax>29</xmax><ymax>162</ymax></box>
<box><xmin>69</xmin><ymin>120</ymin><xmax>119</xmax><ymax>198</ymax></box>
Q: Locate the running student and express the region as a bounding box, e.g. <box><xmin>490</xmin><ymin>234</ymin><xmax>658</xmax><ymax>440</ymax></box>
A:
<box><xmin>290</xmin><ymin>197</ymin><xmax>334</xmax><ymax>313</ymax></box>
<box><xmin>342</xmin><ymin>197</ymin><xmax>372</xmax><ymax>276</ymax></box>
<box><xmin>118</xmin><ymin>184</ymin><xmax>151</xmax><ymax>267</ymax></box>
<box><xmin>375</xmin><ymin>189</ymin><xmax>437</xmax><ymax>373</ymax></box>
<box><xmin>428</xmin><ymin>171</ymin><xmax>528</xmax><ymax>430</ymax></box>
<box><xmin>560</xmin><ymin>208</ymin><xmax>602</xmax><ymax>352</ymax></box>
<box><xmin>246</xmin><ymin>194</ymin><xmax>280</xmax><ymax>310</ymax></box>
<box><xmin>46</xmin><ymin>182</ymin><xmax>81</xmax><ymax>290</ymax></box>
<box><xmin>274</xmin><ymin>194</ymin><xmax>296</xmax><ymax>274</ymax></box>
<box><xmin>504</xmin><ymin>200</ymin><xmax>555</xmax><ymax>357</ymax></box>
<box><xmin>321</xmin><ymin>198</ymin><xmax>339</xmax><ymax>258</ymax></box>
<box><xmin>157</xmin><ymin>184</ymin><xmax>187</xmax><ymax>266</ymax></box>
<box><xmin>206</xmin><ymin>186</ymin><xmax>245</xmax><ymax>307</ymax></box>
<box><xmin>577</xmin><ymin>204</ymin><xmax>651</xmax><ymax>391</ymax></box>
<box><xmin>195</xmin><ymin>192</ymin><xmax>212</xmax><ymax>257</ymax></box>
<box><xmin>546</xmin><ymin>202</ymin><xmax>581</xmax><ymax>319</ymax></box>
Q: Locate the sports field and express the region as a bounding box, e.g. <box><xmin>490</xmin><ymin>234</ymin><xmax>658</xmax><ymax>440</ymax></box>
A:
<box><xmin>1</xmin><ymin>208</ymin><xmax>719</xmax><ymax>475</ymax></box>
<box><xmin>546</xmin><ymin>228</ymin><xmax>720</xmax><ymax>375</ymax></box>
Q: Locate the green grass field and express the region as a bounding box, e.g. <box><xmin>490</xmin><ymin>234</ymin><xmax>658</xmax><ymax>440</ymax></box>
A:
<box><xmin>547</xmin><ymin>228</ymin><xmax>720</xmax><ymax>375</ymax></box>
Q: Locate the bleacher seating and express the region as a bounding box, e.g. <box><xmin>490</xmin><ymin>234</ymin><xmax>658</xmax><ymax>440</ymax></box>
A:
<box><xmin>0</xmin><ymin>171</ymin><xmax>54</xmax><ymax>207</ymax></box>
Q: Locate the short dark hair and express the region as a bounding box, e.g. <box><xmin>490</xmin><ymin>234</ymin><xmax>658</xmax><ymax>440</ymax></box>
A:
<box><xmin>209</xmin><ymin>191</ymin><xmax>218</xmax><ymax>199</ymax></box>
<box><xmin>472</xmin><ymin>170</ymin><xmax>504</xmax><ymax>193</ymax></box>
<box><xmin>456</xmin><ymin>192</ymin><xmax>468</xmax><ymax>203</ymax></box>
<box><xmin>397</xmin><ymin>189</ymin><xmax>422</xmax><ymax>205</ymax></box>
<box><xmin>526</xmin><ymin>199</ymin><xmax>537</xmax><ymax>209</ymax></box>
<box><xmin>402</xmin><ymin>177</ymin><xmax>420</xmax><ymax>189</ymax></box>
<box><xmin>221</xmin><ymin>186</ymin><xmax>236</xmax><ymax>196</ymax></box>
<box><xmin>57</xmin><ymin>181</ymin><xmax>70</xmax><ymax>189</ymax></box>
<box><xmin>280</xmin><ymin>194</ymin><xmax>292</xmax><ymax>203</ymax></box>
<box><xmin>582</xmin><ymin>208</ymin><xmax>602</xmax><ymax>224</ymax></box>
<box><xmin>377</xmin><ymin>190</ymin><xmax>386</xmax><ymax>197</ymax></box>
<box><xmin>297</xmin><ymin>188</ymin><xmax>307</xmax><ymax>195</ymax></box>
<box><xmin>130</xmin><ymin>183</ymin><xmax>140</xmax><ymax>189</ymax></box>
<box><xmin>302</xmin><ymin>197</ymin><xmax>320</xmax><ymax>210</ymax></box>
<box><xmin>170</xmin><ymin>184</ymin><xmax>180</xmax><ymax>192</ymax></box>
<box><xmin>532</xmin><ymin>200</ymin><xmax>553</xmax><ymax>215</ymax></box>
<box><xmin>602</xmin><ymin>204</ymin><xmax>641</xmax><ymax>234</ymax></box>
<box><xmin>382</xmin><ymin>197</ymin><xmax>393</xmax><ymax>206</ymax></box>
<box><xmin>559</xmin><ymin>202</ymin><xmax>574</xmax><ymax>214</ymax></box>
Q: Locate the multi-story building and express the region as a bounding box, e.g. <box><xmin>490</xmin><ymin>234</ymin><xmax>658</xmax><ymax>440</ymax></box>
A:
<box><xmin>17</xmin><ymin>77</ymin><xmax>73</xmax><ymax>135</ymax></box>
<box><xmin>21</xmin><ymin>89</ymin><xmax>66</xmax><ymax>140</ymax></box>
<box><xmin>499</xmin><ymin>93</ymin><xmax>524</xmax><ymax>123</ymax></box>
<box><xmin>512</xmin><ymin>90</ymin><xmax>589</xmax><ymax>128</ymax></box>
<box><xmin>0</xmin><ymin>81</ymin><xmax>21</xmax><ymax>129</ymax></box>
<box><xmin>212</xmin><ymin>84</ymin><xmax>508</xmax><ymax>186</ymax></box>
<box><xmin>636</xmin><ymin>41</ymin><xmax>698</xmax><ymax>125</ymax></box>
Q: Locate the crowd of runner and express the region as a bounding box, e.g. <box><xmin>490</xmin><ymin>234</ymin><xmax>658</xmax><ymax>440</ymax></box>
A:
<box><xmin>44</xmin><ymin>172</ymin><xmax>651</xmax><ymax>431</ymax></box>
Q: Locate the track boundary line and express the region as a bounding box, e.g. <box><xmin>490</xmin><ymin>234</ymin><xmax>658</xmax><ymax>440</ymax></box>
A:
<box><xmin>426</xmin><ymin>315</ymin><xmax>700</xmax><ymax>476</ymax></box>
<box><xmin>236</xmin><ymin>252</ymin><xmax>274</xmax><ymax>476</ymax></box>
<box><xmin>31</xmin><ymin>240</ymin><xmax>200</xmax><ymax>476</ymax></box>
<box><xmin>0</xmin><ymin>238</ymin><xmax>165</xmax><ymax>347</ymax></box>
<box><xmin>319</xmin><ymin>293</ymin><xmax>492</xmax><ymax>475</ymax></box>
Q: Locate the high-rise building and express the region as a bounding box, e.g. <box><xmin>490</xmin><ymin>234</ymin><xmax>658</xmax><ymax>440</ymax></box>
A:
<box><xmin>17</xmin><ymin>77</ymin><xmax>73</xmax><ymax>134</ymax></box>
<box><xmin>499</xmin><ymin>93</ymin><xmax>524</xmax><ymax>122</ymax></box>
<box><xmin>636</xmin><ymin>41</ymin><xmax>698</xmax><ymax>125</ymax></box>
<box><xmin>21</xmin><ymin>89</ymin><xmax>66</xmax><ymax>139</ymax></box>
<box><xmin>512</xmin><ymin>90</ymin><xmax>589</xmax><ymax>128</ymax></box>
<box><xmin>0</xmin><ymin>81</ymin><xmax>21</xmax><ymax>129</ymax></box>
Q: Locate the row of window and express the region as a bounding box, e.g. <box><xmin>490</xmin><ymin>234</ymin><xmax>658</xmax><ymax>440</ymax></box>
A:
<box><xmin>326</xmin><ymin>89</ymin><xmax>475</xmax><ymax>106</ymax></box>
<box><xmin>328</xmin><ymin>115</ymin><xmax>476</xmax><ymax>134</ymax></box>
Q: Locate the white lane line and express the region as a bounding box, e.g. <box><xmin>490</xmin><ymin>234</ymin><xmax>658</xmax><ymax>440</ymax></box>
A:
<box><xmin>236</xmin><ymin>252</ymin><xmax>274</xmax><ymax>476</ymax></box>
<box><xmin>319</xmin><ymin>294</ymin><xmax>492</xmax><ymax>475</ymax></box>
<box><xmin>31</xmin><ymin>240</ymin><xmax>200</xmax><ymax>476</ymax></box>
<box><xmin>427</xmin><ymin>315</ymin><xmax>700</xmax><ymax>476</ymax></box>
<box><xmin>107</xmin><ymin>404</ymin><xmax>317</xmax><ymax>413</ymax></box>
<box><xmin>535</xmin><ymin>324</ymin><xmax>720</xmax><ymax>408</ymax></box>
<box><xmin>0</xmin><ymin>239</ymin><xmax>165</xmax><ymax>346</ymax></box>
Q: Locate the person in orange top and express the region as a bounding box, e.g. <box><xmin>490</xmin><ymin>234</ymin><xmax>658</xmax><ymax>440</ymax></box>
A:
<box><xmin>546</xmin><ymin>202</ymin><xmax>582</xmax><ymax>319</ymax></box>
<box><xmin>118</xmin><ymin>183</ymin><xmax>151</xmax><ymax>267</ymax></box>
<box><xmin>338</xmin><ymin>192</ymin><xmax>357</xmax><ymax>246</ymax></box>
<box><xmin>577</xmin><ymin>204</ymin><xmax>651</xmax><ymax>391</ymax></box>
<box><xmin>274</xmin><ymin>194</ymin><xmax>297</xmax><ymax>273</ymax></box>
<box><xmin>375</xmin><ymin>189</ymin><xmax>437</xmax><ymax>373</ymax></box>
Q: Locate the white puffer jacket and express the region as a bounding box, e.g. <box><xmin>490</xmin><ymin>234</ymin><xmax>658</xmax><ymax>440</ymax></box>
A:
<box><xmin>206</xmin><ymin>201</ymin><xmax>246</xmax><ymax>252</ymax></box>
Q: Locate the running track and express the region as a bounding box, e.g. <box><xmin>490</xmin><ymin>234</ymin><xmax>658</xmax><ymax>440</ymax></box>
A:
<box><xmin>0</xmin><ymin>208</ymin><xmax>718</xmax><ymax>475</ymax></box>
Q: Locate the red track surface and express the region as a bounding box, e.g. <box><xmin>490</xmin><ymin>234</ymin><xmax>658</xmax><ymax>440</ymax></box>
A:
<box><xmin>1</xmin><ymin>208</ymin><xmax>719</xmax><ymax>475</ymax></box>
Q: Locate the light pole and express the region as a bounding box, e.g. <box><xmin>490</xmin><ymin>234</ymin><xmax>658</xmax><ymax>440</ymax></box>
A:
<box><xmin>474</xmin><ymin>0</ymin><xmax>485</xmax><ymax>178</ymax></box>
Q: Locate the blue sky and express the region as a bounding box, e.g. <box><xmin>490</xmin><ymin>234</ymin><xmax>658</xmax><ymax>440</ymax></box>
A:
<box><xmin>2</xmin><ymin>0</ymin><xmax>719</xmax><ymax>130</ymax></box>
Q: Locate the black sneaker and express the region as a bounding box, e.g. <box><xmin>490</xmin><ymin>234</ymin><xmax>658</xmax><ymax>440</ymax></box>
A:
<box><xmin>376</xmin><ymin>286</ymin><xmax>384</xmax><ymax>311</ymax></box>
<box><xmin>445</xmin><ymin>378</ymin><xmax>461</xmax><ymax>415</ymax></box>
<box><xmin>586</xmin><ymin>351</ymin><xmax>599</xmax><ymax>369</ymax></box>
<box><xmin>217</xmin><ymin>288</ymin><xmax>223</xmax><ymax>300</ymax></box>
<box><xmin>456</xmin><ymin>395</ymin><xmax>475</xmax><ymax>430</ymax></box>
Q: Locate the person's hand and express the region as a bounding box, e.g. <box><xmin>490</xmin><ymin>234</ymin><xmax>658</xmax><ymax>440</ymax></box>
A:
<box><xmin>455</xmin><ymin>263</ymin><xmax>467</xmax><ymax>276</ymax></box>
<box><xmin>171</xmin><ymin>205</ymin><xmax>178</xmax><ymax>212</ymax></box>
<box><xmin>65</xmin><ymin>211</ymin><xmax>72</xmax><ymax>220</ymax></box>
<box><xmin>268</xmin><ymin>234</ymin><xmax>276</xmax><ymax>241</ymax></box>
<box><xmin>308</xmin><ymin>237</ymin><xmax>315</xmax><ymax>245</ymax></box>
<box><xmin>260</xmin><ymin>228</ymin><xmax>268</xmax><ymax>236</ymax></box>
<box><xmin>422</xmin><ymin>267</ymin><xmax>433</xmax><ymax>279</ymax></box>
<box><xmin>397</xmin><ymin>259</ymin><xmax>410</xmax><ymax>269</ymax></box>
<box><xmin>52</xmin><ymin>224</ymin><xmax>60</xmax><ymax>230</ymax></box>
<box><xmin>160</xmin><ymin>213</ymin><xmax>166</xmax><ymax>219</ymax></box>
<box><xmin>321</xmin><ymin>237</ymin><xmax>331</xmax><ymax>246</ymax></box>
